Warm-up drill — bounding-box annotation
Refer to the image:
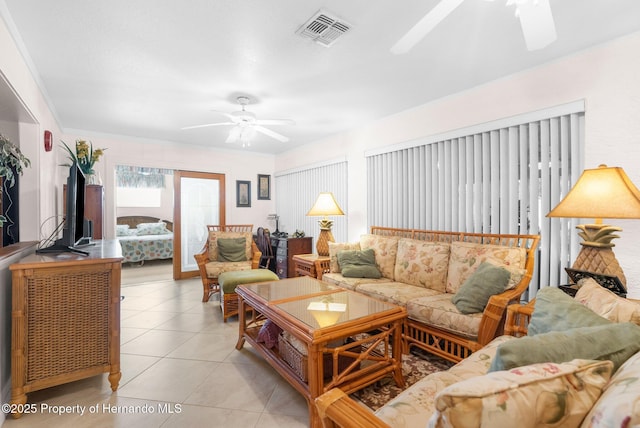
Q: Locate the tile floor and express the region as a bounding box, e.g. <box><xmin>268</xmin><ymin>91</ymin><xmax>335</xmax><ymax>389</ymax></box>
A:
<box><xmin>2</xmin><ymin>270</ymin><xmax>309</xmax><ymax>428</ymax></box>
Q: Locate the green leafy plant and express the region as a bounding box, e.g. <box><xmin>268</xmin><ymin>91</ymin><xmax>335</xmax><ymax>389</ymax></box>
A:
<box><xmin>0</xmin><ymin>134</ymin><xmax>31</xmax><ymax>226</ymax></box>
<box><xmin>61</xmin><ymin>139</ymin><xmax>106</xmax><ymax>175</ymax></box>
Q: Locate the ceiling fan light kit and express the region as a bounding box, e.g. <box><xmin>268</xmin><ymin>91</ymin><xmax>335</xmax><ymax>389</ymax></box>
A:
<box><xmin>182</xmin><ymin>96</ymin><xmax>294</xmax><ymax>146</ymax></box>
<box><xmin>391</xmin><ymin>0</ymin><xmax>557</xmax><ymax>54</ymax></box>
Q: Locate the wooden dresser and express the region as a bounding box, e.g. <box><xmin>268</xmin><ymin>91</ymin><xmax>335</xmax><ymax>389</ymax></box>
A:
<box><xmin>8</xmin><ymin>240</ymin><xmax>123</xmax><ymax>418</ymax></box>
<box><xmin>274</xmin><ymin>236</ymin><xmax>312</xmax><ymax>279</ymax></box>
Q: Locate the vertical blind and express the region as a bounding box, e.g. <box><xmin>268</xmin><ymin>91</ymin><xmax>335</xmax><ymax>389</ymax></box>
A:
<box><xmin>275</xmin><ymin>160</ymin><xmax>348</xmax><ymax>246</ymax></box>
<box><xmin>366</xmin><ymin>104</ymin><xmax>585</xmax><ymax>299</ymax></box>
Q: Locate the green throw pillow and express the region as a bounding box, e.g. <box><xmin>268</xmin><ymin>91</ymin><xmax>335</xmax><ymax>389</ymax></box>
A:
<box><xmin>217</xmin><ymin>237</ymin><xmax>247</xmax><ymax>262</ymax></box>
<box><xmin>528</xmin><ymin>286</ymin><xmax>611</xmax><ymax>336</ymax></box>
<box><xmin>337</xmin><ymin>249</ymin><xmax>382</xmax><ymax>279</ymax></box>
<box><xmin>489</xmin><ymin>322</ymin><xmax>640</xmax><ymax>373</ymax></box>
<box><xmin>452</xmin><ymin>261</ymin><xmax>511</xmax><ymax>314</ymax></box>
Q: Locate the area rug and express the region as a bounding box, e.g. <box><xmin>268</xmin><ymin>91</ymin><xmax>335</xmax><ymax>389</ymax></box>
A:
<box><xmin>352</xmin><ymin>349</ymin><xmax>454</xmax><ymax>411</ymax></box>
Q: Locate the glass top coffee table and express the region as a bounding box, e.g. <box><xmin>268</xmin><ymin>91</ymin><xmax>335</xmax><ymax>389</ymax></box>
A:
<box><xmin>235</xmin><ymin>276</ymin><xmax>407</xmax><ymax>428</ymax></box>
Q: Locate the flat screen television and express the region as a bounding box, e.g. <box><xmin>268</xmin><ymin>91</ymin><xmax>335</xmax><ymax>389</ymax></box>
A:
<box><xmin>37</xmin><ymin>162</ymin><xmax>92</xmax><ymax>255</ymax></box>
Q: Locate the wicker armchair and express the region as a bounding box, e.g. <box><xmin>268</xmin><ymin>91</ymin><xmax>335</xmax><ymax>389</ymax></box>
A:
<box><xmin>194</xmin><ymin>225</ymin><xmax>261</xmax><ymax>302</ymax></box>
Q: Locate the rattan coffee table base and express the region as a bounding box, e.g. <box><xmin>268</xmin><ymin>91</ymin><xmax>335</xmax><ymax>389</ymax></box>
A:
<box><xmin>235</xmin><ymin>276</ymin><xmax>406</xmax><ymax>428</ymax></box>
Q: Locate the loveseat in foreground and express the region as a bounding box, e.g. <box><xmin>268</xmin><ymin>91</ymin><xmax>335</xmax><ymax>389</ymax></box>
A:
<box><xmin>316</xmin><ymin>279</ymin><xmax>640</xmax><ymax>428</ymax></box>
<box><xmin>318</xmin><ymin>226</ymin><xmax>540</xmax><ymax>362</ymax></box>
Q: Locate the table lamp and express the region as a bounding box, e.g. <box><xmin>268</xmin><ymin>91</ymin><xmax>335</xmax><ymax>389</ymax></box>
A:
<box><xmin>547</xmin><ymin>164</ymin><xmax>640</xmax><ymax>286</ymax></box>
<box><xmin>307</xmin><ymin>192</ymin><xmax>345</xmax><ymax>256</ymax></box>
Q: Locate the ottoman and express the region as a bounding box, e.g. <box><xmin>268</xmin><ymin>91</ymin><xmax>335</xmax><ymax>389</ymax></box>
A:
<box><xmin>218</xmin><ymin>269</ymin><xmax>279</xmax><ymax>322</ymax></box>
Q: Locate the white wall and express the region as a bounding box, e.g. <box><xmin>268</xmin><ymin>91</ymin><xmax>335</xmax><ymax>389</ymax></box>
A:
<box><xmin>58</xmin><ymin>133</ymin><xmax>276</xmax><ymax>238</ymax></box>
<box><xmin>276</xmin><ymin>31</ymin><xmax>640</xmax><ymax>298</ymax></box>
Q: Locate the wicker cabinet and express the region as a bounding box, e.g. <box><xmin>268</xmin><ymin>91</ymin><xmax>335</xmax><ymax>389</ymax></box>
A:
<box><xmin>8</xmin><ymin>240</ymin><xmax>123</xmax><ymax>418</ymax></box>
<box><xmin>274</xmin><ymin>236</ymin><xmax>313</xmax><ymax>279</ymax></box>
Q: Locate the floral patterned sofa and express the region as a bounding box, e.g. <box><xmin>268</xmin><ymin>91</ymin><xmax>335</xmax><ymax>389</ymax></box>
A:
<box><xmin>317</xmin><ymin>227</ymin><xmax>540</xmax><ymax>362</ymax></box>
<box><xmin>316</xmin><ymin>279</ymin><xmax>640</xmax><ymax>428</ymax></box>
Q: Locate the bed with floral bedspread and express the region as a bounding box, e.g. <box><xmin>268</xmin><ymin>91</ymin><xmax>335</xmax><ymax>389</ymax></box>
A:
<box><xmin>116</xmin><ymin>216</ymin><xmax>173</xmax><ymax>264</ymax></box>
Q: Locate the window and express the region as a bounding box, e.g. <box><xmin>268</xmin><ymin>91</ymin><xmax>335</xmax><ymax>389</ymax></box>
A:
<box><xmin>365</xmin><ymin>102</ymin><xmax>585</xmax><ymax>298</ymax></box>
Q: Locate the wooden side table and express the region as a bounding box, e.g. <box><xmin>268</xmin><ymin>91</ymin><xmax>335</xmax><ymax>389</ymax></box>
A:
<box><xmin>292</xmin><ymin>254</ymin><xmax>330</xmax><ymax>279</ymax></box>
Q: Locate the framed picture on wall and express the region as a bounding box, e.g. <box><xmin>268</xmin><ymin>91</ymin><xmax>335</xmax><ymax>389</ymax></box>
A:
<box><xmin>257</xmin><ymin>174</ymin><xmax>271</xmax><ymax>200</ymax></box>
<box><xmin>236</xmin><ymin>180</ymin><xmax>251</xmax><ymax>207</ymax></box>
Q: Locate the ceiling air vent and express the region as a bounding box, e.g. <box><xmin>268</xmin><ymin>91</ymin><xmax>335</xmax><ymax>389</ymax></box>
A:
<box><xmin>296</xmin><ymin>9</ymin><xmax>352</xmax><ymax>47</ymax></box>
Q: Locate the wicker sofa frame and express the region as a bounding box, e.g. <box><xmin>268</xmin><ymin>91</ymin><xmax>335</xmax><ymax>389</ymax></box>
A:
<box><xmin>316</xmin><ymin>226</ymin><xmax>540</xmax><ymax>363</ymax></box>
<box><xmin>193</xmin><ymin>224</ymin><xmax>261</xmax><ymax>302</ymax></box>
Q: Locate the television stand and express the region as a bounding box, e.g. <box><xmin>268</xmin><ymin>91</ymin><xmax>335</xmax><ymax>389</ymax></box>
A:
<box><xmin>8</xmin><ymin>240</ymin><xmax>124</xmax><ymax>418</ymax></box>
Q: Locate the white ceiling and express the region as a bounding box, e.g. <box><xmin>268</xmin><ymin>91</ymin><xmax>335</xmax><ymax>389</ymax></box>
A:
<box><xmin>2</xmin><ymin>0</ymin><xmax>640</xmax><ymax>154</ymax></box>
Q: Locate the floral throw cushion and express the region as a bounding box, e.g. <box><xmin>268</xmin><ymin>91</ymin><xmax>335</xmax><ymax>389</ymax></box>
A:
<box><xmin>429</xmin><ymin>359</ymin><xmax>613</xmax><ymax>428</ymax></box>
<box><xmin>394</xmin><ymin>238</ymin><xmax>450</xmax><ymax>292</ymax></box>
<box><xmin>360</xmin><ymin>234</ymin><xmax>400</xmax><ymax>280</ymax></box>
<box><xmin>581</xmin><ymin>350</ymin><xmax>640</xmax><ymax>427</ymax></box>
<box><xmin>574</xmin><ymin>278</ymin><xmax>640</xmax><ymax>325</ymax></box>
<box><xmin>328</xmin><ymin>241</ymin><xmax>361</xmax><ymax>273</ymax></box>
<box><xmin>446</xmin><ymin>241</ymin><xmax>526</xmax><ymax>294</ymax></box>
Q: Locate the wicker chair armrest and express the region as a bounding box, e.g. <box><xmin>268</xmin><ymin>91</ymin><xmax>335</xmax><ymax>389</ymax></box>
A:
<box><xmin>504</xmin><ymin>300</ymin><xmax>536</xmax><ymax>337</ymax></box>
<box><xmin>250</xmin><ymin>240</ymin><xmax>262</xmax><ymax>269</ymax></box>
<box><xmin>315</xmin><ymin>388</ymin><xmax>391</xmax><ymax>428</ymax></box>
<box><xmin>194</xmin><ymin>248</ymin><xmax>209</xmax><ymax>267</ymax></box>
<box><xmin>476</xmin><ymin>261</ymin><xmax>536</xmax><ymax>346</ymax></box>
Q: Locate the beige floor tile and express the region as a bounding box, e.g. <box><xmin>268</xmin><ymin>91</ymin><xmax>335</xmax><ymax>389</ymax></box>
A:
<box><xmin>120</xmin><ymin>327</ymin><xmax>148</xmax><ymax>344</ymax></box>
<box><xmin>120</xmin><ymin>329</ymin><xmax>195</xmax><ymax>357</ymax></box>
<box><xmin>118</xmin><ymin>353</ymin><xmax>161</xmax><ymax>386</ymax></box>
<box><xmin>119</xmin><ymin>309</ymin><xmax>179</xmax><ymax>329</ymax></box>
<box><xmin>116</xmin><ymin>358</ymin><xmax>218</xmax><ymax>403</ymax></box>
<box><xmin>256</xmin><ymin>412</ymin><xmax>309</xmax><ymax>428</ymax></box>
<box><xmin>166</xmin><ymin>332</ymin><xmax>238</xmax><ymax>361</ymax></box>
<box><xmin>160</xmin><ymin>404</ymin><xmax>261</xmax><ymax>428</ymax></box>
<box><xmin>155</xmin><ymin>311</ymin><xmax>219</xmax><ymax>332</ymax></box>
<box><xmin>184</xmin><ymin>360</ymin><xmax>281</xmax><ymax>412</ymax></box>
<box><xmin>265</xmin><ymin>381</ymin><xmax>309</xmax><ymax>418</ymax></box>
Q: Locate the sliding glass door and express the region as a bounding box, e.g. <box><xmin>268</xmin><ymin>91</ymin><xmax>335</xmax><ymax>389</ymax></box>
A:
<box><xmin>173</xmin><ymin>170</ymin><xmax>226</xmax><ymax>279</ymax></box>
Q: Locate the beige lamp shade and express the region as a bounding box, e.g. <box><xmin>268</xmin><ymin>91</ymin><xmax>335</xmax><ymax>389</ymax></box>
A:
<box><xmin>306</xmin><ymin>192</ymin><xmax>345</xmax><ymax>218</ymax></box>
<box><xmin>547</xmin><ymin>164</ymin><xmax>640</xmax><ymax>222</ymax></box>
<box><xmin>307</xmin><ymin>192</ymin><xmax>345</xmax><ymax>256</ymax></box>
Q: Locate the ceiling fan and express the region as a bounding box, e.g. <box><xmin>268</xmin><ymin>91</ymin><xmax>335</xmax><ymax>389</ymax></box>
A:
<box><xmin>391</xmin><ymin>0</ymin><xmax>557</xmax><ymax>54</ymax></box>
<box><xmin>182</xmin><ymin>96</ymin><xmax>294</xmax><ymax>145</ymax></box>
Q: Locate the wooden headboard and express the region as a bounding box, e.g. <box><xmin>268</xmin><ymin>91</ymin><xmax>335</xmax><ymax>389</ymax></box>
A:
<box><xmin>117</xmin><ymin>216</ymin><xmax>174</xmax><ymax>232</ymax></box>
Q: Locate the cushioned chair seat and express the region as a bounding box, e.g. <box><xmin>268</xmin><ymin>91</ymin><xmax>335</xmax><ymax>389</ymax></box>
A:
<box><xmin>218</xmin><ymin>269</ymin><xmax>279</xmax><ymax>321</ymax></box>
<box><xmin>355</xmin><ymin>282</ymin><xmax>442</xmax><ymax>307</ymax></box>
<box><xmin>218</xmin><ymin>269</ymin><xmax>279</xmax><ymax>293</ymax></box>
<box><xmin>407</xmin><ymin>294</ymin><xmax>483</xmax><ymax>340</ymax></box>
<box><xmin>321</xmin><ymin>272</ymin><xmax>390</xmax><ymax>291</ymax></box>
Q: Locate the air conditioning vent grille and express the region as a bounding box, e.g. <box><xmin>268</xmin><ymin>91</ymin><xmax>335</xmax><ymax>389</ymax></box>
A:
<box><xmin>296</xmin><ymin>10</ymin><xmax>352</xmax><ymax>47</ymax></box>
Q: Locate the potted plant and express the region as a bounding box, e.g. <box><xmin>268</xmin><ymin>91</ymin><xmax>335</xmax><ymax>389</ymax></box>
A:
<box><xmin>61</xmin><ymin>139</ymin><xmax>105</xmax><ymax>183</ymax></box>
<box><xmin>0</xmin><ymin>134</ymin><xmax>31</xmax><ymax>227</ymax></box>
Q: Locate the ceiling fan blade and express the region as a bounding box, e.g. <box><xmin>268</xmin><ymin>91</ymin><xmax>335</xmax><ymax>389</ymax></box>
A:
<box><xmin>516</xmin><ymin>0</ymin><xmax>557</xmax><ymax>51</ymax></box>
<box><xmin>255</xmin><ymin>119</ymin><xmax>295</xmax><ymax>126</ymax></box>
<box><xmin>391</xmin><ymin>0</ymin><xmax>465</xmax><ymax>54</ymax></box>
<box><xmin>181</xmin><ymin>122</ymin><xmax>234</xmax><ymax>130</ymax></box>
<box><xmin>254</xmin><ymin>125</ymin><xmax>289</xmax><ymax>143</ymax></box>
<box><xmin>210</xmin><ymin>110</ymin><xmax>237</xmax><ymax>121</ymax></box>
